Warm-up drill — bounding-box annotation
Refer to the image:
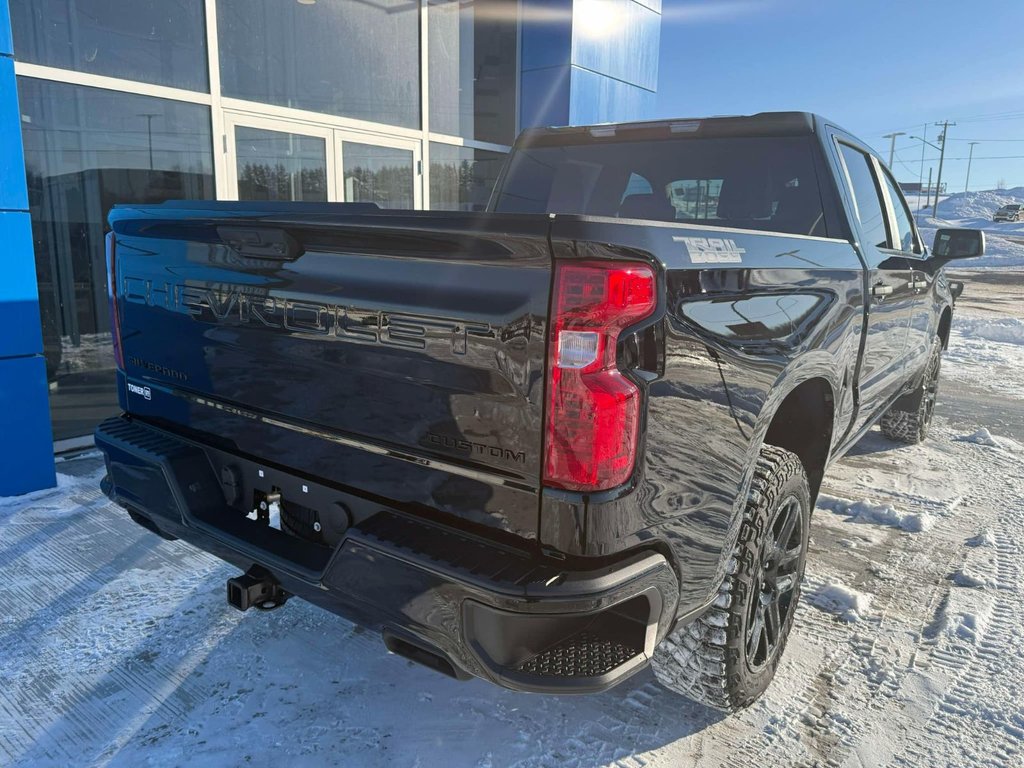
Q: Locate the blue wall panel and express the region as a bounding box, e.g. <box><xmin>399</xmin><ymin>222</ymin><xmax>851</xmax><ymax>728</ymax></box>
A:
<box><xmin>571</xmin><ymin>0</ymin><xmax>660</xmax><ymax>91</ymax></box>
<box><xmin>519</xmin><ymin>65</ymin><xmax>571</xmax><ymax>128</ymax></box>
<box><xmin>0</xmin><ymin>356</ymin><xmax>56</xmax><ymax>496</ymax></box>
<box><xmin>0</xmin><ymin>57</ymin><xmax>28</xmax><ymax>210</ymax></box>
<box><xmin>520</xmin><ymin>0</ymin><xmax>573</xmax><ymax>72</ymax></box>
<box><xmin>0</xmin><ymin>0</ymin><xmax>9</xmax><ymax>56</ymax></box>
<box><xmin>520</xmin><ymin>0</ymin><xmax>661</xmax><ymax>131</ymax></box>
<box><xmin>568</xmin><ymin>65</ymin><xmax>656</xmax><ymax>126</ymax></box>
<box><xmin>0</xmin><ymin>211</ymin><xmax>44</xmax><ymax>358</ymax></box>
<box><xmin>1</xmin><ymin>0</ymin><xmax>56</xmax><ymax>496</ymax></box>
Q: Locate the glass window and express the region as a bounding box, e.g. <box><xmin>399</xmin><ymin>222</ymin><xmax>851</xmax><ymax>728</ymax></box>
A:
<box><xmin>9</xmin><ymin>0</ymin><xmax>208</xmax><ymax>91</ymax></box>
<box><xmin>429</xmin><ymin>143</ymin><xmax>506</xmax><ymax>211</ymax></box>
<box><xmin>666</xmin><ymin>178</ymin><xmax>723</xmax><ymax>220</ymax></box>
<box><xmin>838</xmin><ymin>144</ymin><xmax>890</xmax><ymax>249</ymax></box>
<box><xmin>18</xmin><ymin>77</ymin><xmax>215</xmax><ymax>440</ymax></box>
<box><xmin>493</xmin><ymin>134</ymin><xmax>828</xmax><ymax>237</ymax></box>
<box><xmin>217</xmin><ymin>0</ymin><xmax>420</xmax><ymax>129</ymax></box>
<box><xmin>342</xmin><ymin>143</ymin><xmax>414</xmax><ymax>209</ymax></box>
<box><xmin>880</xmin><ymin>168</ymin><xmax>917</xmax><ymax>253</ymax></box>
<box><xmin>623</xmin><ymin>173</ymin><xmax>653</xmax><ymax>199</ymax></box>
<box><xmin>235</xmin><ymin>127</ymin><xmax>327</xmax><ymax>202</ymax></box>
<box><xmin>428</xmin><ymin>0</ymin><xmax>517</xmax><ymax>145</ymax></box>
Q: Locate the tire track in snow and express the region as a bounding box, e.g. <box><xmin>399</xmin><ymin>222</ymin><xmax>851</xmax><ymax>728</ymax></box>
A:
<box><xmin>890</xmin><ymin>438</ymin><xmax>1024</xmax><ymax>768</ymax></box>
<box><xmin>711</xmin><ymin>424</ymin><xmax>1017</xmax><ymax>768</ymax></box>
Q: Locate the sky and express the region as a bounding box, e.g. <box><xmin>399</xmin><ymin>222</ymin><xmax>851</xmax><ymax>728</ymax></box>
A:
<box><xmin>654</xmin><ymin>0</ymin><xmax>1024</xmax><ymax>193</ymax></box>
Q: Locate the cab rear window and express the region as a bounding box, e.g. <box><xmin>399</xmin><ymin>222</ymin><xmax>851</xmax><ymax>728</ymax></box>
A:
<box><xmin>494</xmin><ymin>135</ymin><xmax>829</xmax><ymax>238</ymax></box>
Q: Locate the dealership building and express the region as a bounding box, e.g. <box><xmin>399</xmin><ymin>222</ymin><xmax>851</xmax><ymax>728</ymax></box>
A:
<box><xmin>0</xmin><ymin>0</ymin><xmax>661</xmax><ymax>495</ymax></box>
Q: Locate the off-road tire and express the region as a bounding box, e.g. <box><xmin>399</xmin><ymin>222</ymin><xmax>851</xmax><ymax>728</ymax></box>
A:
<box><xmin>879</xmin><ymin>337</ymin><xmax>942</xmax><ymax>444</ymax></box>
<box><xmin>651</xmin><ymin>445</ymin><xmax>811</xmax><ymax>711</ymax></box>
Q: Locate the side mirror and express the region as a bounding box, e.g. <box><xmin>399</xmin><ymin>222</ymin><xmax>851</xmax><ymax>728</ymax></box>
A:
<box><xmin>948</xmin><ymin>280</ymin><xmax>965</xmax><ymax>302</ymax></box>
<box><xmin>932</xmin><ymin>228</ymin><xmax>985</xmax><ymax>260</ymax></box>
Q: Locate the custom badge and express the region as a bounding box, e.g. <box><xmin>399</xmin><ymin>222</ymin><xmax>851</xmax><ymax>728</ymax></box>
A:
<box><xmin>673</xmin><ymin>236</ymin><xmax>746</xmax><ymax>264</ymax></box>
<box><xmin>126</xmin><ymin>381</ymin><xmax>152</xmax><ymax>400</ymax></box>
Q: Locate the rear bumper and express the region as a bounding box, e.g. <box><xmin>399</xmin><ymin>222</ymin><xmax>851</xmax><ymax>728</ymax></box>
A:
<box><xmin>95</xmin><ymin>415</ymin><xmax>680</xmax><ymax>693</ymax></box>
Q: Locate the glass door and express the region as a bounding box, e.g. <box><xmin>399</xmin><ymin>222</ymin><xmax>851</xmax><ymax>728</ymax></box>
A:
<box><xmin>225</xmin><ymin>113</ymin><xmax>422</xmax><ymax>209</ymax></box>
<box><xmin>337</xmin><ymin>135</ymin><xmax>420</xmax><ymax>209</ymax></box>
<box><xmin>225</xmin><ymin>114</ymin><xmax>336</xmax><ymax>201</ymax></box>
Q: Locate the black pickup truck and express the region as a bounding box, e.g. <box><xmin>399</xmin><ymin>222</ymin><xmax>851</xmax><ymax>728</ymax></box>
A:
<box><xmin>95</xmin><ymin>112</ymin><xmax>984</xmax><ymax>711</ymax></box>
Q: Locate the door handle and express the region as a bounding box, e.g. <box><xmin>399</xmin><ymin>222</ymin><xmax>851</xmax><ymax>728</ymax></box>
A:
<box><xmin>871</xmin><ymin>284</ymin><xmax>894</xmax><ymax>297</ymax></box>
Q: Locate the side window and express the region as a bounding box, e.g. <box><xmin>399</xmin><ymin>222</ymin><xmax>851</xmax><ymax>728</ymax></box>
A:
<box><xmin>880</xmin><ymin>169</ymin><xmax>918</xmax><ymax>253</ymax></box>
<box><xmin>838</xmin><ymin>144</ymin><xmax>889</xmax><ymax>249</ymax></box>
<box><xmin>621</xmin><ymin>172</ymin><xmax>652</xmax><ymax>201</ymax></box>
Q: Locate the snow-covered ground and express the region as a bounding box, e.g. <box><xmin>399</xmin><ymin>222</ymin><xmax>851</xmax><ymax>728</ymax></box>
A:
<box><xmin>2</xmin><ymin>284</ymin><xmax>1024</xmax><ymax>767</ymax></box>
<box><xmin>913</xmin><ymin>187</ymin><xmax>1024</xmax><ymax>267</ymax></box>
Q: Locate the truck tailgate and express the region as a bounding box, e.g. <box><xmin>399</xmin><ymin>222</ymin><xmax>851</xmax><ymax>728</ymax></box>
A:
<box><xmin>109</xmin><ymin>205</ymin><xmax>553</xmax><ymax>539</ymax></box>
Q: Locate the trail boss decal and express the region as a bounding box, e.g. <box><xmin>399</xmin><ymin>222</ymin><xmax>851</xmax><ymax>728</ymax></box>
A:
<box><xmin>674</xmin><ymin>236</ymin><xmax>747</xmax><ymax>264</ymax></box>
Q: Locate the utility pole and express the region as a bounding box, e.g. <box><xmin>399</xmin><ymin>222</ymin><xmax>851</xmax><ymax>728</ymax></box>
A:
<box><xmin>138</xmin><ymin>112</ymin><xmax>158</xmax><ymax>170</ymax></box>
<box><xmin>965</xmin><ymin>141</ymin><xmax>980</xmax><ymax>193</ymax></box>
<box><xmin>882</xmin><ymin>131</ymin><xmax>906</xmax><ymax>168</ymax></box>
<box><xmin>917</xmin><ymin>124</ymin><xmax>927</xmax><ymax>196</ymax></box>
<box><xmin>932</xmin><ymin>120</ymin><xmax>955</xmax><ymax>213</ymax></box>
<box><xmin>911</xmin><ymin>130</ymin><xmax>940</xmax><ymax>211</ymax></box>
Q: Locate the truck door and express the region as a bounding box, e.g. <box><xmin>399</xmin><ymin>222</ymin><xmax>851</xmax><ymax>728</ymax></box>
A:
<box><xmin>835</xmin><ymin>142</ymin><xmax>915</xmax><ymax>428</ymax></box>
<box><xmin>877</xmin><ymin>164</ymin><xmax>933</xmax><ymax>375</ymax></box>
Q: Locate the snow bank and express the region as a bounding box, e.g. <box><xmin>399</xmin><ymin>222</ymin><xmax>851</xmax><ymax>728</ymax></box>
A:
<box><xmin>0</xmin><ymin>473</ymin><xmax>79</xmax><ymax>509</ymax></box>
<box><xmin>916</xmin><ymin>220</ymin><xmax>1024</xmax><ymax>267</ymax></box>
<box><xmin>935</xmin><ymin>187</ymin><xmax>1024</xmax><ymax>224</ymax></box>
<box><xmin>817</xmin><ymin>494</ymin><xmax>935</xmax><ymax>533</ymax></box>
<box><xmin>956</xmin><ymin>317</ymin><xmax>1024</xmax><ymax>346</ymax></box>
<box><xmin>809</xmin><ymin>582</ymin><xmax>872</xmax><ymax>622</ymax></box>
<box><xmin>943</xmin><ymin>325</ymin><xmax>1024</xmax><ymax>398</ymax></box>
<box><xmin>914</xmin><ymin>187</ymin><xmax>1024</xmax><ymax>267</ymax></box>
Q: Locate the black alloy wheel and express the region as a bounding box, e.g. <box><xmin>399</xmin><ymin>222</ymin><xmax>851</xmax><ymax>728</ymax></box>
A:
<box><xmin>746</xmin><ymin>494</ymin><xmax>804</xmax><ymax>670</ymax></box>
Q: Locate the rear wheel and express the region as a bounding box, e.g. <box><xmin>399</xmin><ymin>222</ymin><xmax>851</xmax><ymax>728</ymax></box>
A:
<box><xmin>651</xmin><ymin>445</ymin><xmax>811</xmax><ymax>711</ymax></box>
<box><xmin>879</xmin><ymin>337</ymin><xmax>942</xmax><ymax>444</ymax></box>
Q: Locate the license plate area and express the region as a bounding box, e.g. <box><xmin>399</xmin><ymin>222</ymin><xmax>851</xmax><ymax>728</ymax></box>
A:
<box><xmin>181</xmin><ymin>440</ymin><xmax>394</xmax><ymax>570</ymax></box>
<box><xmin>248</xmin><ymin>486</ymin><xmax>330</xmax><ymax>546</ymax></box>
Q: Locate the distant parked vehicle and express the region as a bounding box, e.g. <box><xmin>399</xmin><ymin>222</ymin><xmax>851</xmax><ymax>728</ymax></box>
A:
<box><xmin>993</xmin><ymin>204</ymin><xmax>1023</xmax><ymax>222</ymax></box>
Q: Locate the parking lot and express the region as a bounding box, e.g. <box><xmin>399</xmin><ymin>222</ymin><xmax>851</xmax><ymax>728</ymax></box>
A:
<box><xmin>2</xmin><ymin>272</ymin><xmax>1023</xmax><ymax>768</ymax></box>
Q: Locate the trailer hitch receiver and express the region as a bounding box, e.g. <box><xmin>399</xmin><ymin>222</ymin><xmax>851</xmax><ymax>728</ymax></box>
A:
<box><xmin>227</xmin><ymin>566</ymin><xmax>290</xmax><ymax>611</ymax></box>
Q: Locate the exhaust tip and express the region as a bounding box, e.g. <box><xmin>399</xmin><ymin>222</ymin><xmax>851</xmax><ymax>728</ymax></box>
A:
<box><xmin>382</xmin><ymin>630</ymin><xmax>470</xmax><ymax>681</ymax></box>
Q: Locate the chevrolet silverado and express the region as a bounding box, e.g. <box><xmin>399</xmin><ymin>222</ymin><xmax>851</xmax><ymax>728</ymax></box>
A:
<box><xmin>95</xmin><ymin>112</ymin><xmax>984</xmax><ymax>710</ymax></box>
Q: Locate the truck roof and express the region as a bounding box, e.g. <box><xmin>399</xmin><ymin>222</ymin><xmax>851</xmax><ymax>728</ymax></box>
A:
<box><xmin>522</xmin><ymin>112</ymin><xmax>820</xmax><ymax>144</ymax></box>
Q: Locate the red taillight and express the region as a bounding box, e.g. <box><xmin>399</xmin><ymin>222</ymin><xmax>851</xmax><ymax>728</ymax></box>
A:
<box><xmin>106</xmin><ymin>232</ymin><xmax>124</xmax><ymax>369</ymax></box>
<box><xmin>543</xmin><ymin>261</ymin><xmax>656</xmax><ymax>492</ymax></box>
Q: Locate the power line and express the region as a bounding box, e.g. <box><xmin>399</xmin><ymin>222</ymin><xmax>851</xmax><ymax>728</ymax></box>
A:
<box><xmin>903</xmin><ymin>154</ymin><xmax>1024</xmax><ymax>162</ymax></box>
<box><xmin>947</xmin><ymin>137</ymin><xmax>1024</xmax><ymax>143</ymax></box>
<box><xmin>892</xmin><ymin>144</ymin><xmax>1024</xmax><ymax>162</ymax></box>
<box><xmin>889</xmin><ymin>147</ymin><xmax>920</xmax><ymax>175</ymax></box>
<box><xmin>944</xmin><ymin>154</ymin><xmax>1024</xmax><ymax>161</ymax></box>
<box><xmin>874</xmin><ymin>110</ymin><xmax>1024</xmax><ymax>137</ymax></box>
